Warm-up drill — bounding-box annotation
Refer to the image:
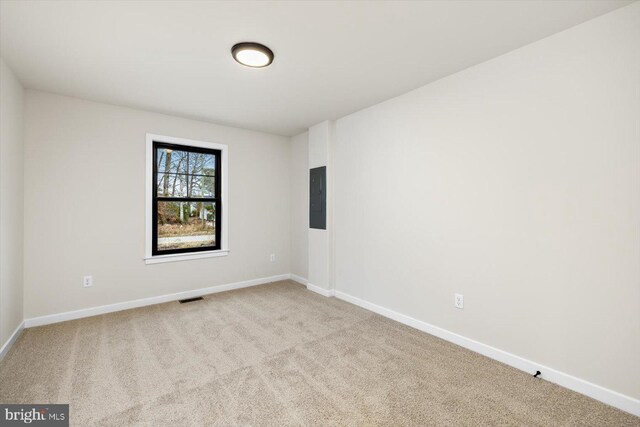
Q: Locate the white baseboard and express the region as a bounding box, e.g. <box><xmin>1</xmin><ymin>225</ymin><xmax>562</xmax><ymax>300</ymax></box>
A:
<box><xmin>287</xmin><ymin>274</ymin><xmax>336</xmax><ymax>297</ymax></box>
<box><xmin>333</xmin><ymin>290</ymin><xmax>640</xmax><ymax>417</ymax></box>
<box><xmin>0</xmin><ymin>320</ymin><xmax>24</xmax><ymax>361</ymax></box>
<box><xmin>289</xmin><ymin>274</ymin><xmax>308</xmax><ymax>286</ymax></box>
<box><xmin>24</xmin><ymin>274</ymin><xmax>290</xmax><ymax>328</ymax></box>
<box><xmin>306</xmin><ymin>282</ymin><xmax>335</xmax><ymax>297</ymax></box>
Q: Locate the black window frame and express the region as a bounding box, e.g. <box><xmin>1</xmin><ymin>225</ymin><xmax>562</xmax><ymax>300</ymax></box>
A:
<box><xmin>152</xmin><ymin>141</ymin><xmax>222</xmax><ymax>256</ymax></box>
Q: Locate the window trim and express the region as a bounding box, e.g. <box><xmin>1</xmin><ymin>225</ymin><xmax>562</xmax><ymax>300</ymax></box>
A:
<box><xmin>145</xmin><ymin>134</ymin><xmax>229</xmax><ymax>264</ymax></box>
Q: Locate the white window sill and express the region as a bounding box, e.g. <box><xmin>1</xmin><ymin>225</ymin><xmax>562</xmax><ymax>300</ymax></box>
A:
<box><xmin>144</xmin><ymin>249</ymin><xmax>229</xmax><ymax>265</ymax></box>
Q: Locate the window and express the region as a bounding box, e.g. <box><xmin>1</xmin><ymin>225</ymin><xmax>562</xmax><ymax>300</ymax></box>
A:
<box><xmin>145</xmin><ymin>134</ymin><xmax>228</xmax><ymax>264</ymax></box>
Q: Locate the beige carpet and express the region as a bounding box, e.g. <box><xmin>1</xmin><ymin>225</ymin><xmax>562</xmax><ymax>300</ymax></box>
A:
<box><xmin>0</xmin><ymin>280</ymin><xmax>637</xmax><ymax>426</ymax></box>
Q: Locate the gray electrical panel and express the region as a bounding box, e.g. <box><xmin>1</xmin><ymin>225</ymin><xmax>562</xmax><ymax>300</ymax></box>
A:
<box><xmin>309</xmin><ymin>166</ymin><xmax>326</xmax><ymax>229</ymax></box>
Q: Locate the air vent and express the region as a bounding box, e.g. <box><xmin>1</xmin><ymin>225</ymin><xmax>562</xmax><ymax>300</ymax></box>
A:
<box><xmin>179</xmin><ymin>296</ymin><xmax>204</xmax><ymax>304</ymax></box>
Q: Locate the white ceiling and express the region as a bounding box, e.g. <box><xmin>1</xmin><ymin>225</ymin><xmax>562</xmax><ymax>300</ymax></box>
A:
<box><xmin>0</xmin><ymin>1</ymin><xmax>632</xmax><ymax>136</ymax></box>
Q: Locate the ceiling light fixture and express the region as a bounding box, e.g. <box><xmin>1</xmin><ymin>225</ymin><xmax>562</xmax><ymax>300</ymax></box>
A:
<box><xmin>231</xmin><ymin>42</ymin><xmax>274</xmax><ymax>68</ymax></box>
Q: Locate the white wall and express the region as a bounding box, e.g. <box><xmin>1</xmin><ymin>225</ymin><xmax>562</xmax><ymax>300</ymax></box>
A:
<box><xmin>332</xmin><ymin>3</ymin><xmax>640</xmax><ymax>400</ymax></box>
<box><xmin>23</xmin><ymin>91</ymin><xmax>291</xmax><ymax>318</ymax></box>
<box><xmin>290</xmin><ymin>132</ymin><xmax>308</xmax><ymax>279</ymax></box>
<box><xmin>0</xmin><ymin>58</ymin><xmax>24</xmax><ymax>350</ymax></box>
<box><xmin>308</xmin><ymin>121</ymin><xmax>334</xmax><ymax>291</ymax></box>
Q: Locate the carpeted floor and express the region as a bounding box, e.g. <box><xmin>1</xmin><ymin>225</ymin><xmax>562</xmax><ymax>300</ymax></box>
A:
<box><xmin>0</xmin><ymin>280</ymin><xmax>637</xmax><ymax>426</ymax></box>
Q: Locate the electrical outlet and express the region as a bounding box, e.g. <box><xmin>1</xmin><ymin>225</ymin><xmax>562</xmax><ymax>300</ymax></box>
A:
<box><xmin>270</xmin><ymin>254</ymin><xmax>276</xmax><ymax>262</ymax></box>
<box><xmin>83</xmin><ymin>276</ymin><xmax>93</xmax><ymax>288</ymax></box>
<box><xmin>454</xmin><ymin>294</ymin><xmax>464</xmax><ymax>309</ymax></box>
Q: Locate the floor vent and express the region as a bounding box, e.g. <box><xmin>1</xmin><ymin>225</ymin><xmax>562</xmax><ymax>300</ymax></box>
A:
<box><xmin>179</xmin><ymin>296</ymin><xmax>204</xmax><ymax>304</ymax></box>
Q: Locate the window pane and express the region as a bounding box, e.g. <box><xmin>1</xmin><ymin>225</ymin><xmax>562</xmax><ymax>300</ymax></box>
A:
<box><xmin>156</xmin><ymin>148</ymin><xmax>188</xmax><ymax>175</ymax></box>
<box><xmin>188</xmin><ymin>151</ymin><xmax>216</xmax><ymax>176</ymax></box>
<box><xmin>188</xmin><ymin>175</ymin><xmax>215</xmax><ymax>198</ymax></box>
<box><xmin>157</xmin><ymin>201</ymin><xmax>216</xmax><ymax>251</ymax></box>
<box><xmin>157</xmin><ymin>173</ymin><xmax>188</xmax><ymax>197</ymax></box>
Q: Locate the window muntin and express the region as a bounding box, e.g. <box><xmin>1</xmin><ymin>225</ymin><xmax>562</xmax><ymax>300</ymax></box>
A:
<box><xmin>152</xmin><ymin>141</ymin><xmax>221</xmax><ymax>255</ymax></box>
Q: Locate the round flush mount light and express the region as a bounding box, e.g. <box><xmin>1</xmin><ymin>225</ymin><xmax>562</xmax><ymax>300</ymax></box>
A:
<box><xmin>231</xmin><ymin>42</ymin><xmax>274</xmax><ymax>68</ymax></box>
